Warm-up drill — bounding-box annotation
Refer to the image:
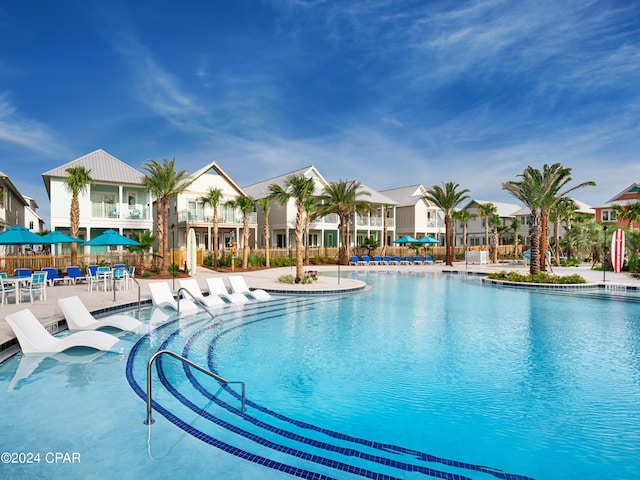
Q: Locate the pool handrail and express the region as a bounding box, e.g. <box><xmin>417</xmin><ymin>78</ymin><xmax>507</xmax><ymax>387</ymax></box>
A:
<box><xmin>145</xmin><ymin>349</ymin><xmax>246</xmax><ymax>425</ymax></box>
<box><xmin>176</xmin><ymin>287</ymin><xmax>217</xmax><ymax>320</ymax></box>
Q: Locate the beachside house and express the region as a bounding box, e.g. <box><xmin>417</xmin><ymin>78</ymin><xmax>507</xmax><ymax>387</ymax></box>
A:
<box><xmin>379</xmin><ymin>185</ymin><xmax>444</xmax><ymax>244</ymax></box>
<box><xmin>243</xmin><ymin>166</ymin><xmax>397</xmax><ymax>252</ymax></box>
<box><xmin>0</xmin><ymin>171</ymin><xmax>28</xmax><ymax>232</ymax></box>
<box><xmin>168</xmin><ymin>161</ymin><xmax>255</xmax><ymax>252</ymax></box>
<box><xmin>595</xmin><ymin>183</ymin><xmax>640</xmax><ymax>229</ymax></box>
<box><xmin>42</xmin><ymin>149</ymin><xmax>152</xmax><ymax>255</ymax></box>
<box><xmin>458</xmin><ymin>199</ymin><xmax>522</xmax><ymax>247</ymax></box>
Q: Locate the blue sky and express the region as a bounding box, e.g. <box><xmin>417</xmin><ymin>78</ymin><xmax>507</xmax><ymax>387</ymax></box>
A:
<box><xmin>1</xmin><ymin>0</ymin><xmax>639</xmax><ymax>226</ymax></box>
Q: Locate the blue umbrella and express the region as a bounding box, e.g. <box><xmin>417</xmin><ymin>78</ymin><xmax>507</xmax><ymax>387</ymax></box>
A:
<box><xmin>41</xmin><ymin>230</ymin><xmax>84</xmax><ymax>256</ymax></box>
<box><xmin>0</xmin><ymin>226</ymin><xmax>54</xmax><ymax>268</ymax></box>
<box><xmin>393</xmin><ymin>235</ymin><xmax>419</xmax><ymax>244</ymax></box>
<box><xmin>417</xmin><ymin>235</ymin><xmax>439</xmax><ymax>245</ymax></box>
<box><xmin>84</xmin><ymin>230</ymin><xmax>140</xmax><ymax>247</ymax></box>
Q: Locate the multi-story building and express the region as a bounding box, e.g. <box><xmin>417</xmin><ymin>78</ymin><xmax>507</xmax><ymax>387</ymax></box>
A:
<box><xmin>168</xmin><ymin>161</ymin><xmax>254</xmax><ymax>252</ymax></box>
<box><xmin>243</xmin><ymin>166</ymin><xmax>397</xmax><ymax>251</ymax></box>
<box><xmin>379</xmin><ymin>185</ymin><xmax>443</xmax><ymax>243</ymax></box>
<box><xmin>41</xmin><ymin>149</ymin><xmax>153</xmax><ymax>255</ymax></box>
<box><xmin>0</xmin><ymin>171</ymin><xmax>28</xmax><ymax>232</ymax></box>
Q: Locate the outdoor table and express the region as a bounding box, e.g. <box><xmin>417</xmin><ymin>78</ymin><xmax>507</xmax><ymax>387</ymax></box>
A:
<box><xmin>3</xmin><ymin>276</ymin><xmax>33</xmax><ymax>304</ymax></box>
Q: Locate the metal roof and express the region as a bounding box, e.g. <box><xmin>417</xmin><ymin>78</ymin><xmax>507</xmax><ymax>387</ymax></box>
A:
<box><xmin>243</xmin><ymin>166</ymin><xmax>328</xmax><ymax>199</ymax></box>
<box><xmin>42</xmin><ymin>149</ymin><xmax>146</xmax><ymax>197</ymax></box>
<box><xmin>379</xmin><ymin>185</ymin><xmax>426</xmax><ymax>207</ymax></box>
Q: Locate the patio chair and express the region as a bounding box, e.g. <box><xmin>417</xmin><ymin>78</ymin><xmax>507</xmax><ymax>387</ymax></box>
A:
<box><xmin>412</xmin><ymin>256</ymin><xmax>425</xmax><ymax>264</ymax></box>
<box><xmin>424</xmin><ymin>256</ymin><xmax>435</xmax><ymax>264</ymax></box>
<box><xmin>205</xmin><ymin>277</ymin><xmax>249</xmax><ymax>304</ymax></box>
<box><xmin>179</xmin><ymin>278</ymin><xmax>226</xmax><ymax>309</ymax></box>
<box><xmin>348</xmin><ymin>256</ymin><xmax>360</xmax><ymax>265</ymax></box>
<box><xmin>14</xmin><ymin>268</ymin><xmax>32</xmax><ymax>277</ymax></box>
<box><xmin>360</xmin><ymin>256</ymin><xmax>372</xmax><ymax>265</ymax></box>
<box><xmin>383</xmin><ymin>255</ymin><xmax>394</xmax><ymax>265</ymax></box>
<box><xmin>65</xmin><ymin>266</ymin><xmax>88</xmax><ymax>284</ymax></box>
<box><xmin>41</xmin><ymin>267</ymin><xmax>68</xmax><ymax>286</ymax></box>
<box><xmin>1</xmin><ymin>277</ymin><xmax>16</xmax><ymax>305</ymax></box>
<box><xmin>402</xmin><ymin>256</ymin><xmax>414</xmax><ymax>265</ymax></box>
<box><xmin>20</xmin><ymin>271</ymin><xmax>47</xmax><ymax>304</ymax></box>
<box><xmin>373</xmin><ymin>255</ymin><xmax>385</xmax><ymax>265</ymax></box>
<box><xmin>58</xmin><ymin>296</ymin><xmax>142</xmax><ymax>332</ymax></box>
<box><xmin>148</xmin><ymin>282</ymin><xmax>199</xmax><ymax>313</ymax></box>
<box><xmin>392</xmin><ymin>256</ymin><xmax>405</xmax><ymax>265</ymax></box>
<box><xmin>5</xmin><ymin>308</ymin><xmax>119</xmax><ymax>354</ymax></box>
<box><xmin>228</xmin><ymin>276</ymin><xmax>271</xmax><ymax>301</ymax></box>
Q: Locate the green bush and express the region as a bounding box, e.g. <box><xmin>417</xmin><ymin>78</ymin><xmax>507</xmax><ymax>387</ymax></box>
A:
<box><xmin>487</xmin><ymin>271</ymin><xmax>586</xmax><ymax>284</ymax></box>
<box><xmin>278</xmin><ymin>274</ymin><xmax>295</xmax><ymax>284</ymax></box>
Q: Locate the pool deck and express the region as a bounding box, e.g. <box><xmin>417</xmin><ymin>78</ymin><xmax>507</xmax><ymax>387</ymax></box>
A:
<box><xmin>1</xmin><ymin>262</ymin><xmax>638</xmax><ymax>359</ymax></box>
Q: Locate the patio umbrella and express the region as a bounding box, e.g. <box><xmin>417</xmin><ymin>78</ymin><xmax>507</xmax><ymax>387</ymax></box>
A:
<box><xmin>0</xmin><ymin>226</ymin><xmax>54</xmax><ymax>268</ymax></box>
<box><xmin>416</xmin><ymin>235</ymin><xmax>439</xmax><ymax>245</ymax></box>
<box><xmin>84</xmin><ymin>230</ymin><xmax>140</xmax><ymax>302</ymax></box>
<box><xmin>40</xmin><ymin>231</ymin><xmax>84</xmax><ymax>256</ymax></box>
<box><xmin>392</xmin><ymin>235</ymin><xmax>419</xmax><ymax>245</ymax></box>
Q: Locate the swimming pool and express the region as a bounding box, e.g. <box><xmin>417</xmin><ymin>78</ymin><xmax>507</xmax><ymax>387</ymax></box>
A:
<box><xmin>1</xmin><ymin>272</ymin><xmax>640</xmax><ymax>479</ymax></box>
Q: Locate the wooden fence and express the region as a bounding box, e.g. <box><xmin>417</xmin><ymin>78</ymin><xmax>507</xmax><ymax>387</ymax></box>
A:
<box><xmin>1</xmin><ymin>244</ymin><xmax>524</xmax><ymax>273</ymax></box>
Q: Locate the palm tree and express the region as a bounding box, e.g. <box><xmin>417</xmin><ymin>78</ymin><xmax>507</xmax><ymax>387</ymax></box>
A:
<box><xmin>141</xmin><ymin>158</ymin><xmax>191</xmax><ymax>274</ymax></box>
<box><xmin>537</xmin><ymin>164</ymin><xmax>595</xmax><ymax>271</ymax></box>
<box><xmin>477</xmin><ymin>203</ymin><xmax>497</xmax><ymax>252</ymax></box>
<box><xmin>316</xmin><ymin>179</ymin><xmax>371</xmax><ymax>260</ymax></box>
<box><xmin>268</xmin><ymin>174</ymin><xmax>316</xmax><ymax>280</ymax></box>
<box><xmin>225</xmin><ymin>196</ymin><xmax>255</xmax><ymax>269</ymax></box>
<box><xmin>381</xmin><ymin>204</ymin><xmax>390</xmax><ymax>256</ymax></box>
<box><xmin>199</xmin><ymin>187</ymin><xmax>223</xmax><ymax>268</ymax></box>
<box><xmin>126</xmin><ymin>230</ymin><xmax>155</xmax><ymax>273</ymax></box>
<box><xmin>303</xmin><ymin>197</ymin><xmax>319</xmax><ymax>264</ymax></box>
<box><xmin>64</xmin><ymin>166</ymin><xmax>93</xmax><ymax>266</ymax></box>
<box><xmin>509</xmin><ymin>217</ymin><xmax>521</xmax><ymax>257</ymax></box>
<box><xmin>502</xmin><ymin>167</ymin><xmax>545</xmax><ymax>274</ymax></box>
<box><xmin>452</xmin><ymin>209</ymin><xmax>475</xmax><ymax>251</ymax></box>
<box><xmin>256</xmin><ymin>198</ymin><xmax>271</xmax><ymax>268</ymax></box>
<box><xmin>613</xmin><ymin>202</ymin><xmax>640</xmax><ymax>228</ymax></box>
<box><xmin>489</xmin><ymin>214</ymin><xmax>502</xmax><ymax>263</ymax></box>
<box><xmin>551</xmin><ymin>197</ymin><xmax>577</xmax><ymax>263</ymax></box>
<box><xmin>423</xmin><ymin>182</ymin><xmax>470</xmax><ymax>266</ymax></box>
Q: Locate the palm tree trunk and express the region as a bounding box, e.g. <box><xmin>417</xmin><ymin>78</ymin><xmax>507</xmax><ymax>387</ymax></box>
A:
<box><xmin>70</xmin><ymin>194</ymin><xmax>80</xmax><ymax>265</ymax></box>
<box><xmin>213</xmin><ymin>210</ymin><xmax>219</xmax><ymax>268</ymax></box>
<box><xmin>530</xmin><ymin>211</ymin><xmax>541</xmax><ymax>275</ymax></box>
<box><xmin>304</xmin><ymin>215</ymin><xmax>310</xmax><ymax>264</ymax></box>
<box><xmin>445</xmin><ymin>215</ymin><xmax>452</xmax><ymax>266</ymax></box>
<box><xmin>264</xmin><ymin>216</ymin><xmax>271</xmax><ymax>269</ymax></box>
<box><xmin>539</xmin><ymin>211</ymin><xmax>548</xmax><ymax>271</ymax></box>
<box><xmin>160</xmin><ymin>199</ymin><xmax>168</xmax><ymax>274</ymax></box>
<box><xmin>242</xmin><ymin>217</ymin><xmax>249</xmax><ymax>269</ymax></box>
<box><xmin>492</xmin><ymin>227</ymin><xmax>498</xmax><ymax>263</ymax></box>
<box><xmin>554</xmin><ymin>215</ymin><xmax>561</xmax><ymax>264</ymax></box>
<box><xmin>295</xmin><ymin>204</ymin><xmax>304</xmax><ymax>280</ymax></box>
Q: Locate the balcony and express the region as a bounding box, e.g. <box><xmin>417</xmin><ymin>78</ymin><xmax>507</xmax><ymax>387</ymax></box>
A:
<box><xmin>91</xmin><ymin>203</ymin><xmax>148</xmax><ymax>220</ymax></box>
<box><xmin>178</xmin><ymin>210</ymin><xmax>257</xmax><ymax>225</ymax></box>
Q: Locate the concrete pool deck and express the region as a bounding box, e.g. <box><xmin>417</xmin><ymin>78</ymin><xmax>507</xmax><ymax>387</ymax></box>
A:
<box><xmin>1</xmin><ymin>262</ymin><xmax>638</xmax><ymax>359</ymax></box>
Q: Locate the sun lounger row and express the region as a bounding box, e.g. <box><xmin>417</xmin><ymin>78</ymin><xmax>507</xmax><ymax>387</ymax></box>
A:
<box><xmin>149</xmin><ymin>276</ymin><xmax>272</xmax><ymax>314</ymax></box>
<box><xmin>349</xmin><ymin>255</ymin><xmax>435</xmax><ymax>265</ymax></box>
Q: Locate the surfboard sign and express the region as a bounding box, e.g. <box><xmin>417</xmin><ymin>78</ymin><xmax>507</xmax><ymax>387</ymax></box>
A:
<box><xmin>186</xmin><ymin>228</ymin><xmax>197</xmax><ymax>276</ymax></box>
<box><xmin>611</xmin><ymin>228</ymin><xmax>625</xmax><ymax>273</ymax></box>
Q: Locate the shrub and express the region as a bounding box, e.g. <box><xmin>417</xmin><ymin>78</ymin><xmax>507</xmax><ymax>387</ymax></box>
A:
<box><xmin>278</xmin><ymin>274</ymin><xmax>295</xmax><ymax>284</ymax></box>
<box><xmin>487</xmin><ymin>271</ymin><xmax>586</xmax><ymax>284</ymax></box>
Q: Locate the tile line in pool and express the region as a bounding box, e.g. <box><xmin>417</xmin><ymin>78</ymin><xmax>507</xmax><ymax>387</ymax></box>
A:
<box><xmin>127</xmin><ymin>296</ymin><xmax>534</xmax><ymax>480</ymax></box>
<box><xmin>155</xmin><ymin>324</ymin><xmax>479</xmax><ymax>480</ymax></box>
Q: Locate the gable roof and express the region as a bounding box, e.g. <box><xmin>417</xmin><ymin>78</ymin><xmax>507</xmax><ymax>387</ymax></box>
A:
<box><xmin>463</xmin><ymin>199</ymin><xmax>522</xmax><ymax>218</ymax></box>
<box><xmin>42</xmin><ymin>149</ymin><xmax>146</xmax><ymax>197</ymax></box>
<box><xmin>0</xmin><ymin>171</ymin><xmax>29</xmax><ymax>207</ymax></box>
<box><xmin>379</xmin><ymin>185</ymin><xmax>426</xmax><ymax>207</ymax></box>
<box><xmin>357</xmin><ymin>183</ymin><xmax>398</xmax><ymax>205</ymax></box>
<box><xmin>599</xmin><ymin>183</ymin><xmax>640</xmax><ymax>207</ymax></box>
<box><xmin>243</xmin><ymin>165</ymin><xmax>328</xmax><ymax>199</ymax></box>
<box><xmin>185</xmin><ymin>161</ymin><xmax>247</xmax><ymax>196</ymax></box>
<box><xmin>511</xmin><ymin>197</ymin><xmax>595</xmax><ymax>217</ymax></box>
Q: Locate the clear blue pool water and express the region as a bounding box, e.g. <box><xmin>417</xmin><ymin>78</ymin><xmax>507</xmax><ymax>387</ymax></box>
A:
<box><xmin>1</xmin><ymin>271</ymin><xmax>640</xmax><ymax>479</ymax></box>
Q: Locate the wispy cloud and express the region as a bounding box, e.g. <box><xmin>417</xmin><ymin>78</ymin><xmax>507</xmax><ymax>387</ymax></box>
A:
<box><xmin>0</xmin><ymin>92</ymin><xmax>68</xmax><ymax>157</ymax></box>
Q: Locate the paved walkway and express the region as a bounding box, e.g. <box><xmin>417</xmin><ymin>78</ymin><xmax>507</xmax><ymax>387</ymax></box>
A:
<box><xmin>1</xmin><ymin>262</ymin><xmax>637</xmax><ymax>357</ymax></box>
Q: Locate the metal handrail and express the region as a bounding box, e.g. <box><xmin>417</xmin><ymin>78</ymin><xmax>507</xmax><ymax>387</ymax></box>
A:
<box><xmin>131</xmin><ymin>277</ymin><xmax>141</xmax><ymax>317</ymax></box>
<box><xmin>176</xmin><ymin>287</ymin><xmax>216</xmax><ymax>320</ymax></box>
<box><xmin>144</xmin><ymin>349</ymin><xmax>246</xmax><ymax>425</ymax></box>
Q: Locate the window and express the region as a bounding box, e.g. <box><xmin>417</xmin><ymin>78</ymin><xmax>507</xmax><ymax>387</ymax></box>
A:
<box><xmin>29</xmin><ymin>221</ymin><xmax>34</xmax><ymax>230</ymax></box>
<box><xmin>602</xmin><ymin>210</ymin><xmax>616</xmax><ymax>222</ymax></box>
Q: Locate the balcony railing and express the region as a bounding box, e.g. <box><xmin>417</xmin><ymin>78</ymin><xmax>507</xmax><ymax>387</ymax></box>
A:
<box><xmin>91</xmin><ymin>203</ymin><xmax>148</xmax><ymax>220</ymax></box>
<box><xmin>178</xmin><ymin>210</ymin><xmax>257</xmax><ymax>225</ymax></box>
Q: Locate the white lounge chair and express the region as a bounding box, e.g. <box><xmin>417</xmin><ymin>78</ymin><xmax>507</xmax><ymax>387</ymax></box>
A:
<box><xmin>205</xmin><ymin>277</ymin><xmax>249</xmax><ymax>304</ymax></box>
<box><xmin>228</xmin><ymin>275</ymin><xmax>271</xmax><ymax>301</ymax></box>
<box><xmin>179</xmin><ymin>279</ymin><xmax>226</xmax><ymax>309</ymax></box>
<box><xmin>58</xmin><ymin>296</ymin><xmax>143</xmax><ymax>332</ymax></box>
<box><xmin>5</xmin><ymin>309</ymin><xmax>120</xmax><ymax>354</ymax></box>
<box><xmin>148</xmin><ymin>282</ymin><xmax>199</xmax><ymax>313</ymax></box>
